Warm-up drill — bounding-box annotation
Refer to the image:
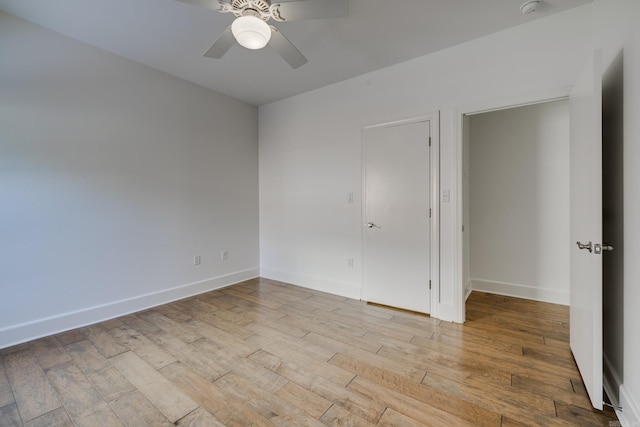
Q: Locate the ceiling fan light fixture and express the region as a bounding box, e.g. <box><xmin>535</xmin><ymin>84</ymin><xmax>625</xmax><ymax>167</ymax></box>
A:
<box><xmin>231</xmin><ymin>15</ymin><xmax>271</xmax><ymax>50</ymax></box>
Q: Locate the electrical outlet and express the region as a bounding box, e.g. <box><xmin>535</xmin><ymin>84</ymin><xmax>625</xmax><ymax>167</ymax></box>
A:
<box><xmin>194</xmin><ymin>255</ymin><xmax>201</xmax><ymax>266</ymax></box>
<box><xmin>348</xmin><ymin>258</ymin><xmax>354</xmax><ymax>268</ymax></box>
<box><xmin>221</xmin><ymin>250</ymin><xmax>228</xmax><ymax>261</ymax></box>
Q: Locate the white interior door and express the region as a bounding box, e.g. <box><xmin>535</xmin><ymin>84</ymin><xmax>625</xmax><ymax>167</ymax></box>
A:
<box><xmin>363</xmin><ymin>120</ymin><xmax>431</xmax><ymax>313</ymax></box>
<box><xmin>570</xmin><ymin>50</ymin><xmax>603</xmax><ymax>410</ymax></box>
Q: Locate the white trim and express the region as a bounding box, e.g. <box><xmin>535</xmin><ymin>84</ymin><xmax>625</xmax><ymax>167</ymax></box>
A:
<box><xmin>360</xmin><ymin>112</ymin><xmax>440</xmax><ymax>317</ymax></box>
<box><xmin>453</xmin><ymin>86</ymin><xmax>573</xmax><ymax>323</ymax></box>
<box><xmin>362</xmin><ymin>114</ymin><xmax>435</xmax><ymax>131</ymax></box>
<box><xmin>471</xmin><ymin>279</ymin><xmax>569</xmax><ymax>306</ymax></box>
<box><xmin>260</xmin><ymin>267</ymin><xmax>361</xmax><ymax>300</ymax></box>
<box><xmin>459</xmin><ymin>86</ymin><xmax>573</xmax><ymax>117</ymax></box>
<box><xmin>452</xmin><ymin>107</ymin><xmax>465</xmax><ymax>323</ymax></box>
<box><xmin>604</xmin><ymin>355</ymin><xmax>640</xmax><ymax>426</ymax></box>
<box><xmin>0</xmin><ymin>268</ymin><xmax>259</xmax><ymax>350</ymax></box>
<box><xmin>464</xmin><ymin>279</ymin><xmax>473</xmax><ymax>301</ymax></box>
<box><xmin>618</xmin><ymin>384</ymin><xmax>640</xmax><ymax>427</ymax></box>
<box><xmin>431</xmin><ymin>113</ymin><xmax>441</xmax><ymax>319</ymax></box>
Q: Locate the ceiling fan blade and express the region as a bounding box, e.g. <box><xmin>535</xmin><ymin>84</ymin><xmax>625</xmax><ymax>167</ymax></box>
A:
<box><xmin>268</xmin><ymin>26</ymin><xmax>308</xmax><ymax>69</ymax></box>
<box><xmin>270</xmin><ymin>0</ymin><xmax>348</xmax><ymax>22</ymax></box>
<box><xmin>204</xmin><ymin>26</ymin><xmax>236</xmax><ymax>58</ymax></box>
<box><xmin>174</xmin><ymin>0</ymin><xmax>228</xmax><ymax>12</ymax></box>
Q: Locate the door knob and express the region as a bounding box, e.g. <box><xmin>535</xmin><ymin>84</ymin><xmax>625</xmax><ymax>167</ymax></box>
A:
<box><xmin>365</xmin><ymin>222</ymin><xmax>381</xmax><ymax>229</ymax></box>
<box><xmin>576</xmin><ymin>241</ymin><xmax>592</xmax><ymax>253</ymax></box>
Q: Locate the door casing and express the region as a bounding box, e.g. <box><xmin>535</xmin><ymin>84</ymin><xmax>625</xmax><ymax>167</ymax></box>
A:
<box><xmin>454</xmin><ymin>87</ymin><xmax>573</xmax><ymax>323</ymax></box>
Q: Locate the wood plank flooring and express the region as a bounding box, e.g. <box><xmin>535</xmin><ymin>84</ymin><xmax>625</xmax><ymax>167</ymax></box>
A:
<box><xmin>0</xmin><ymin>278</ymin><xmax>618</xmax><ymax>426</ymax></box>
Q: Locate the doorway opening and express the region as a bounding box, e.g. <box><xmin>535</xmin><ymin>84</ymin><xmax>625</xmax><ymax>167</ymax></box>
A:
<box><xmin>462</xmin><ymin>99</ymin><xmax>571</xmax><ymax>306</ymax></box>
<box><xmin>457</xmin><ymin>52</ymin><xmax>610</xmax><ymax>411</ymax></box>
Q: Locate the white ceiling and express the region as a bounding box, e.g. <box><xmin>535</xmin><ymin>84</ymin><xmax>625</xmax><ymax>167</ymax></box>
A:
<box><xmin>0</xmin><ymin>0</ymin><xmax>591</xmax><ymax>106</ymax></box>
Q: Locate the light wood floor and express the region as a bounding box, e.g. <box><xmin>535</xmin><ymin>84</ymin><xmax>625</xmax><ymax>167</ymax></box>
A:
<box><xmin>0</xmin><ymin>278</ymin><xmax>617</xmax><ymax>426</ymax></box>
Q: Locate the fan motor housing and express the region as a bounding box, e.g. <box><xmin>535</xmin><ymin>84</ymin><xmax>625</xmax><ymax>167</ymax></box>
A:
<box><xmin>231</xmin><ymin>0</ymin><xmax>271</xmax><ymax>19</ymax></box>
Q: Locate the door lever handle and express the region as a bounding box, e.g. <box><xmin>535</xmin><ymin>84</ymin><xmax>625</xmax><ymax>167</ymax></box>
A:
<box><xmin>576</xmin><ymin>241</ymin><xmax>592</xmax><ymax>253</ymax></box>
<box><xmin>365</xmin><ymin>222</ymin><xmax>381</xmax><ymax>229</ymax></box>
<box><xmin>594</xmin><ymin>243</ymin><xmax>614</xmax><ymax>254</ymax></box>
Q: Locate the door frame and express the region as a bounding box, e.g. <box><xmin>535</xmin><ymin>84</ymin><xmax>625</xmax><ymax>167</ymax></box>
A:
<box><xmin>453</xmin><ymin>87</ymin><xmax>573</xmax><ymax>323</ymax></box>
<box><xmin>361</xmin><ymin>112</ymin><xmax>440</xmax><ymax>315</ymax></box>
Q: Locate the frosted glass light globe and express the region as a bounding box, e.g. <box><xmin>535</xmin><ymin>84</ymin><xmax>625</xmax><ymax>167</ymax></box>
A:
<box><xmin>232</xmin><ymin>15</ymin><xmax>271</xmax><ymax>50</ymax></box>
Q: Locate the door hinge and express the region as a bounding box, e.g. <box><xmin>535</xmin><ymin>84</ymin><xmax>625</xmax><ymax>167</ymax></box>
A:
<box><xmin>429</xmin><ymin>136</ymin><xmax>432</xmax><ymax>147</ymax></box>
<box><xmin>429</xmin><ymin>280</ymin><xmax>432</xmax><ymax>290</ymax></box>
<box><xmin>429</xmin><ymin>208</ymin><xmax>432</xmax><ymax>218</ymax></box>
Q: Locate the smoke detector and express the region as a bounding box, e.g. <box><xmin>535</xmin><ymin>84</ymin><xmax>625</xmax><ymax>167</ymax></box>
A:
<box><xmin>520</xmin><ymin>0</ymin><xmax>542</xmax><ymax>14</ymax></box>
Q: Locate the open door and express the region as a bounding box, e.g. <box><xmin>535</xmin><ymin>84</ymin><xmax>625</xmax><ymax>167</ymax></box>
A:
<box><xmin>570</xmin><ymin>50</ymin><xmax>604</xmax><ymax>410</ymax></box>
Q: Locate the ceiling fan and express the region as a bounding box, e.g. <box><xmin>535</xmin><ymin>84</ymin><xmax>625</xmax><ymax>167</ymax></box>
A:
<box><xmin>176</xmin><ymin>0</ymin><xmax>349</xmax><ymax>69</ymax></box>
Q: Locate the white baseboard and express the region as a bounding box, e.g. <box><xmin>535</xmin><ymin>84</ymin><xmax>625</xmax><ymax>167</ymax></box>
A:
<box><xmin>464</xmin><ymin>279</ymin><xmax>472</xmax><ymax>301</ymax></box>
<box><xmin>617</xmin><ymin>384</ymin><xmax>640</xmax><ymax>427</ymax></box>
<box><xmin>604</xmin><ymin>353</ymin><xmax>623</xmax><ymax>407</ymax></box>
<box><xmin>0</xmin><ymin>268</ymin><xmax>259</xmax><ymax>350</ymax></box>
<box><xmin>260</xmin><ymin>267</ymin><xmax>361</xmax><ymax>300</ymax></box>
<box><xmin>471</xmin><ymin>278</ymin><xmax>569</xmax><ymax>305</ymax></box>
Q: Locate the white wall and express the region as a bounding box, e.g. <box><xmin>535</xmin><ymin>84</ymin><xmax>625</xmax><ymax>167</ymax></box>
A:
<box><xmin>468</xmin><ymin>101</ymin><xmax>570</xmax><ymax>305</ymax></box>
<box><xmin>0</xmin><ymin>13</ymin><xmax>259</xmax><ymax>348</ymax></box>
<box><xmin>259</xmin><ymin>5</ymin><xmax>592</xmax><ymax>321</ymax></box>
